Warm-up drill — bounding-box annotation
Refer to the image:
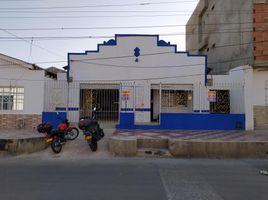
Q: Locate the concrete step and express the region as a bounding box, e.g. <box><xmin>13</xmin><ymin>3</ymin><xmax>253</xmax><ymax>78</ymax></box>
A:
<box><xmin>137</xmin><ymin>138</ymin><xmax>168</xmax><ymax>149</ymax></box>
<box><xmin>137</xmin><ymin>148</ymin><xmax>172</xmax><ymax>158</ymax></box>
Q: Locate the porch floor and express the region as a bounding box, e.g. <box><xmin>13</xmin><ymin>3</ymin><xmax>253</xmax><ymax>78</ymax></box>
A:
<box><xmin>112</xmin><ymin>130</ymin><xmax>268</xmax><ymax>142</ymax></box>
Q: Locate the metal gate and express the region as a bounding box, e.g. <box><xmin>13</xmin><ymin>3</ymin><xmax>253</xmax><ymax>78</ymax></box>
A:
<box><xmin>209</xmin><ymin>90</ymin><xmax>230</xmax><ymax>114</ymax></box>
<box><xmin>79</xmin><ymin>84</ymin><xmax>119</xmax><ymax>121</ymax></box>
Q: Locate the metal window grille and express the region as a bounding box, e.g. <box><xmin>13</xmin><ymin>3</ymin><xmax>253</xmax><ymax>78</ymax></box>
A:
<box><xmin>209</xmin><ymin>90</ymin><xmax>230</xmax><ymax>114</ymax></box>
<box><xmin>161</xmin><ymin>89</ymin><xmax>193</xmax><ymax>113</ymax></box>
<box><xmin>0</xmin><ymin>87</ymin><xmax>24</xmax><ymax>111</ymax></box>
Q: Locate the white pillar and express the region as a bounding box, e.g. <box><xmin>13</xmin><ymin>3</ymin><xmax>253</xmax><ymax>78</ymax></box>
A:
<box><xmin>244</xmin><ymin>65</ymin><xmax>254</xmax><ymax>130</ymax></box>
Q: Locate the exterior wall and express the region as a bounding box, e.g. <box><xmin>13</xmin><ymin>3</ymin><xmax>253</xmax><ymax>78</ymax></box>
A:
<box><xmin>186</xmin><ymin>0</ymin><xmax>253</xmax><ymax>74</ymax></box>
<box><xmin>186</xmin><ymin>0</ymin><xmax>268</xmax><ymax>130</ymax></box>
<box><xmin>252</xmin><ymin>70</ymin><xmax>268</xmax><ymax>105</ymax></box>
<box><xmin>65</xmin><ymin>35</ymin><xmax>247</xmax><ymax>130</ymax></box>
<box><xmin>0</xmin><ymin>57</ymin><xmax>45</xmax><ymax>128</ymax></box>
<box><xmin>254</xmin><ymin>2</ymin><xmax>268</xmax><ymax>62</ymax></box>
<box><xmin>254</xmin><ymin>106</ymin><xmax>268</xmax><ymax>129</ymax></box>
<box><xmin>69</xmin><ymin>35</ymin><xmax>205</xmax><ymax>83</ymax></box>
<box><xmin>68</xmin><ymin>35</ymin><xmax>206</xmax><ymax>123</ymax></box>
<box><xmin>0</xmin><ymin>114</ymin><xmax>41</xmax><ymax>129</ymax></box>
<box><xmin>117</xmin><ymin>112</ymin><xmax>245</xmax><ymax>130</ymax></box>
<box><xmin>252</xmin><ymin>69</ymin><xmax>268</xmax><ymax>129</ymax></box>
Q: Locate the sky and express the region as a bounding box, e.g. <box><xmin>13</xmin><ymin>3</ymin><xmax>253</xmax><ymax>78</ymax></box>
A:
<box><xmin>0</xmin><ymin>0</ymin><xmax>199</xmax><ymax>69</ymax></box>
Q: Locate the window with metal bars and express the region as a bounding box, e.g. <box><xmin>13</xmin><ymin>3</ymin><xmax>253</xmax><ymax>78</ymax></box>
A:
<box><xmin>0</xmin><ymin>87</ymin><xmax>24</xmax><ymax>111</ymax></box>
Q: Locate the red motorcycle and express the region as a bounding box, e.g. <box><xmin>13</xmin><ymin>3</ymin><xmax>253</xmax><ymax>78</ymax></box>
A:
<box><xmin>37</xmin><ymin>114</ymin><xmax>79</xmax><ymax>153</ymax></box>
<box><xmin>57</xmin><ymin>118</ymin><xmax>79</xmax><ymax>141</ymax></box>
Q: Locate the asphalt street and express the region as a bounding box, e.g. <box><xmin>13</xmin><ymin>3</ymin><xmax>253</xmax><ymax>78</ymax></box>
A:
<box><xmin>0</xmin><ymin>157</ymin><xmax>268</xmax><ymax>200</ymax></box>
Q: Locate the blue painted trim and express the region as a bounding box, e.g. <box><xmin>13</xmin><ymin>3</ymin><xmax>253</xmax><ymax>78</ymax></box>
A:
<box><xmin>42</xmin><ymin>112</ymin><xmax>67</xmax><ymax>129</ymax></box>
<box><xmin>135</xmin><ymin>108</ymin><xmax>151</xmax><ymax>112</ymax></box>
<box><xmin>55</xmin><ymin>107</ymin><xmax>79</xmax><ymax>111</ymax></box>
<box><xmin>102</xmin><ymin>39</ymin><xmax>116</xmax><ymax>45</ymax></box>
<box><xmin>55</xmin><ymin>107</ymin><xmax>66</xmax><ymax>111</ymax></box>
<box><xmin>116</xmin><ymin>112</ymin><xmax>245</xmax><ymax>130</ymax></box>
<box><xmin>67</xmin><ymin>34</ymin><xmax>208</xmax><ymax>81</ymax></box>
<box><xmin>68</xmin><ymin>107</ymin><xmax>79</xmax><ymax>111</ymax></box>
<box><xmin>193</xmin><ymin>110</ymin><xmax>210</xmax><ymax>113</ymax></box>
<box><xmin>121</xmin><ymin>108</ymin><xmax>134</xmax><ymax>111</ymax></box>
<box><xmin>158</xmin><ymin>40</ymin><xmax>171</xmax><ymax>46</ymax></box>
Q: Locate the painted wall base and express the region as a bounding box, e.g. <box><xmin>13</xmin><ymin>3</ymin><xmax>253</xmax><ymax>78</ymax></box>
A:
<box><xmin>42</xmin><ymin>112</ymin><xmax>67</xmax><ymax>129</ymax></box>
<box><xmin>116</xmin><ymin>112</ymin><xmax>245</xmax><ymax>130</ymax></box>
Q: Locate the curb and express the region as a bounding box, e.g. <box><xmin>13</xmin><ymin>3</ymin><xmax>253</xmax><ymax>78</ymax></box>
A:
<box><xmin>0</xmin><ymin>136</ymin><xmax>48</xmax><ymax>155</ymax></box>
<box><xmin>109</xmin><ymin>136</ymin><xmax>268</xmax><ymax>158</ymax></box>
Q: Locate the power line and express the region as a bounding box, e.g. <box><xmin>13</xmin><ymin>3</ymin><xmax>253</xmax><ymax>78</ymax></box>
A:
<box><xmin>1</xmin><ymin>50</ymin><xmax>265</xmax><ymax>69</ymax></box>
<box><xmin>0</xmin><ymin>14</ymin><xmax>203</xmax><ymax>19</ymax></box>
<box><xmin>0</xmin><ymin>24</ymin><xmax>252</xmax><ymax>31</ymax></box>
<box><xmin>0</xmin><ymin>30</ymin><xmax>255</xmax><ymax>41</ymax></box>
<box><xmin>0</xmin><ymin>1</ymin><xmax>198</xmax><ymax>10</ymax></box>
<box><xmin>0</xmin><ymin>66</ymin><xmax>254</xmax><ymax>82</ymax></box>
<box><xmin>0</xmin><ymin>20</ymin><xmax>257</xmax><ymax>32</ymax></box>
<box><xmin>0</xmin><ymin>29</ymin><xmax>65</xmax><ymax>58</ymax></box>
<box><xmin>0</xmin><ymin>10</ymin><xmax>262</xmax><ymax>14</ymax></box>
<box><xmin>72</xmin><ymin>60</ymin><xmax>205</xmax><ymax>69</ymax></box>
<box><xmin>0</xmin><ymin>10</ymin><xmax>195</xmax><ymax>14</ymax></box>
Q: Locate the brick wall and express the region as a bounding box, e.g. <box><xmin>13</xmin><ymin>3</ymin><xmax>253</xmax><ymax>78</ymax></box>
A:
<box><xmin>254</xmin><ymin>106</ymin><xmax>268</xmax><ymax>129</ymax></box>
<box><xmin>253</xmin><ymin>3</ymin><xmax>268</xmax><ymax>61</ymax></box>
<box><xmin>0</xmin><ymin>114</ymin><xmax>41</xmax><ymax>129</ymax></box>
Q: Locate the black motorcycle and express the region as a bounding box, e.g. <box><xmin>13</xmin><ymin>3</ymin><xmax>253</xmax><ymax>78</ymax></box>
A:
<box><xmin>78</xmin><ymin>106</ymin><xmax>104</xmax><ymax>151</ymax></box>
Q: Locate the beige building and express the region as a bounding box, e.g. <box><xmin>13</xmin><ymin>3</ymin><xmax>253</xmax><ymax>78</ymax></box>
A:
<box><xmin>186</xmin><ymin>0</ymin><xmax>268</xmax><ymax>129</ymax></box>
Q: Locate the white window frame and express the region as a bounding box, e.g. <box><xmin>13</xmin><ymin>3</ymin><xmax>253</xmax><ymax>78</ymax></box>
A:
<box><xmin>0</xmin><ymin>86</ymin><xmax>24</xmax><ymax>111</ymax></box>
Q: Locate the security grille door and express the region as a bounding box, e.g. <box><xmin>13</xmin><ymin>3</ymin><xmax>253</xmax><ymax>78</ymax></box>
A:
<box><xmin>210</xmin><ymin>90</ymin><xmax>230</xmax><ymax>114</ymax></box>
<box><xmin>80</xmin><ymin>88</ymin><xmax>119</xmax><ymax>121</ymax></box>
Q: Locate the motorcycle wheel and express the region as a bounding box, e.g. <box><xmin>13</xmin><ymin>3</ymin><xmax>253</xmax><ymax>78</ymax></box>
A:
<box><xmin>66</xmin><ymin>127</ymin><xmax>79</xmax><ymax>140</ymax></box>
<box><xmin>88</xmin><ymin>140</ymin><xmax>98</xmax><ymax>152</ymax></box>
<box><xmin>51</xmin><ymin>139</ymin><xmax>62</xmax><ymax>153</ymax></box>
<box><xmin>99</xmin><ymin>129</ymin><xmax>105</xmax><ymax>138</ymax></box>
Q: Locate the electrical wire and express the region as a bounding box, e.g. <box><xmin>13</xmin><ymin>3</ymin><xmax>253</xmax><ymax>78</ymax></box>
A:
<box><xmin>0</xmin><ymin>1</ymin><xmax>198</xmax><ymax>10</ymax></box>
<box><xmin>0</xmin><ymin>29</ymin><xmax>66</xmax><ymax>58</ymax></box>
<box><xmin>0</xmin><ymin>10</ymin><xmax>265</xmax><ymax>14</ymax></box>
<box><xmin>0</xmin><ymin>24</ymin><xmax>252</xmax><ymax>31</ymax></box>
<box><xmin>0</xmin><ymin>66</ymin><xmax>255</xmax><ymax>82</ymax></box>
<box><xmin>0</xmin><ymin>30</ymin><xmax>255</xmax><ymax>41</ymax></box>
<box><xmin>1</xmin><ymin>51</ymin><xmax>266</xmax><ymax>70</ymax></box>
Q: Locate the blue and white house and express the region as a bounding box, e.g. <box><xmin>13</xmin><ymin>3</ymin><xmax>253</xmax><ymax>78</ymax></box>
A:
<box><xmin>44</xmin><ymin>34</ymin><xmax>246</xmax><ymax>130</ymax></box>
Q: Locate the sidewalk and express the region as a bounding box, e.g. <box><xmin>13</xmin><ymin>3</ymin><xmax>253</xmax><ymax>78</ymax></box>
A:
<box><xmin>1</xmin><ymin>128</ymin><xmax>268</xmax><ymax>158</ymax></box>
<box><xmin>109</xmin><ymin>130</ymin><xmax>268</xmax><ymax>158</ymax></box>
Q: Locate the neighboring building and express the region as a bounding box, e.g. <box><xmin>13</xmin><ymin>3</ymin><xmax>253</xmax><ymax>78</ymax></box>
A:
<box><xmin>45</xmin><ymin>66</ymin><xmax>66</xmax><ymax>79</ymax></box>
<box><xmin>186</xmin><ymin>0</ymin><xmax>268</xmax><ymax>129</ymax></box>
<box><xmin>0</xmin><ymin>53</ymin><xmax>46</xmax><ymax>129</ymax></box>
<box><xmin>44</xmin><ymin>34</ymin><xmax>246</xmax><ymax>130</ymax></box>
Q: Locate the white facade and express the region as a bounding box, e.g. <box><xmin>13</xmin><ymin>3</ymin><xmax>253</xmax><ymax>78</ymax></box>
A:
<box><xmin>252</xmin><ymin>70</ymin><xmax>268</xmax><ymax>106</ymax></box>
<box><xmin>67</xmin><ymin>35</ymin><xmax>207</xmax><ymax>123</ymax></box>
<box><xmin>0</xmin><ymin>54</ymin><xmax>45</xmax><ymax>115</ymax></box>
